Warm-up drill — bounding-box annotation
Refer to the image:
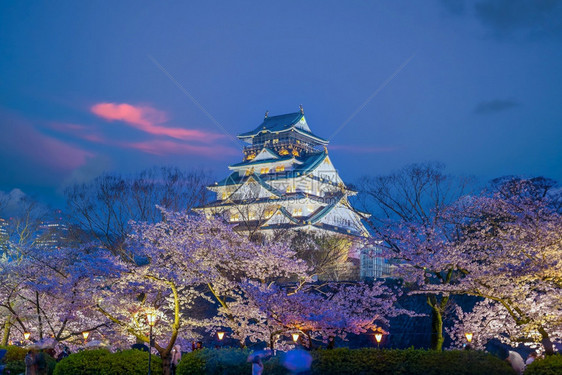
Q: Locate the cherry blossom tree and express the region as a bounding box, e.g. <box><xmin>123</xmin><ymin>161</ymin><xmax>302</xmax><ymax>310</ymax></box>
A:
<box><xmin>358</xmin><ymin>162</ymin><xmax>473</xmax><ymax>350</ymax></box>
<box><xmin>440</xmin><ymin>180</ymin><xmax>562</xmax><ymax>355</ymax></box>
<box><xmin>0</xmin><ymin>242</ymin><xmax>115</xmax><ymax>346</ymax></box>
<box><xmin>95</xmin><ymin>208</ymin><xmax>308</xmax><ymax>374</ymax></box>
<box><xmin>65</xmin><ymin>167</ymin><xmax>212</xmax><ymax>254</ymax></box>
<box><xmin>222</xmin><ymin>280</ymin><xmax>414</xmax><ymax>350</ymax></box>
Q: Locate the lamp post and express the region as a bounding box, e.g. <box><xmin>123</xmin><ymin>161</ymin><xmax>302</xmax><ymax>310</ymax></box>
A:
<box><xmin>146</xmin><ymin>312</ymin><xmax>157</xmax><ymax>375</ymax></box>
<box><xmin>464</xmin><ymin>332</ymin><xmax>473</xmax><ymax>350</ymax></box>
<box><xmin>292</xmin><ymin>332</ymin><xmax>300</xmax><ymax>343</ymax></box>
<box><xmin>24</xmin><ymin>332</ymin><xmax>31</xmax><ymax>341</ymax></box>
<box><xmin>82</xmin><ymin>331</ymin><xmax>89</xmax><ymax>346</ymax></box>
<box><xmin>217</xmin><ymin>331</ymin><xmax>225</xmax><ymax>341</ymax></box>
<box><xmin>374</xmin><ymin>333</ymin><xmax>383</xmax><ymax>349</ymax></box>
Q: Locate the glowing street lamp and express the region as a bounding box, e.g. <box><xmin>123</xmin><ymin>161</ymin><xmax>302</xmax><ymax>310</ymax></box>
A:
<box><xmin>217</xmin><ymin>331</ymin><xmax>225</xmax><ymax>340</ymax></box>
<box><xmin>82</xmin><ymin>331</ymin><xmax>90</xmax><ymax>345</ymax></box>
<box><xmin>146</xmin><ymin>311</ymin><xmax>157</xmax><ymax>375</ymax></box>
<box><xmin>374</xmin><ymin>333</ymin><xmax>383</xmax><ymax>349</ymax></box>
<box><xmin>24</xmin><ymin>332</ymin><xmax>31</xmax><ymax>340</ymax></box>
<box><xmin>465</xmin><ymin>332</ymin><xmax>473</xmax><ymax>343</ymax></box>
<box><xmin>147</xmin><ymin>312</ymin><xmax>157</xmax><ymax>327</ymax></box>
<box><xmin>292</xmin><ymin>333</ymin><xmax>300</xmax><ymax>343</ymax></box>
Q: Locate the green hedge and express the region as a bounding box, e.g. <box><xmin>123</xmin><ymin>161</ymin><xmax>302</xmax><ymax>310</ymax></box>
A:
<box><xmin>0</xmin><ymin>346</ymin><xmax>56</xmax><ymax>375</ymax></box>
<box><xmin>0</xmin><ymin>345</ymin><xmax>28</xmax><ymax>362</ymax></box>
<box><xmin>53</xmin><ymin>349</ymin><xmax>111</xmax><ymax>375</ymax></box>
<box><xmin>311</xmin><ymin>348</ymin><xmax>515</xmax><ymax>375</ymax></box>
<box><xmin>178</xmin><ymin>348</ymin><xmax>515</xmax><ymax>375</ymax></box>
<box><xmin>525</xmin><ymin>354</ymin><xmax>562</xmax><ymax>375</ymax></box>
<box><xmin>177</xmin><ymin>348</ymin><xmax>284</xmax><ymax>375</ymax></box>
<box><xmin>53</xmin><ymin>349</ymin><xmax>162</xmax><ymax>375</ymax></box>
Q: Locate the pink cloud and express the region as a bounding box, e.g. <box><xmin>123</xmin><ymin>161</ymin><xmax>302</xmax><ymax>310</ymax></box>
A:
<box><xmin>0</xmin><ymin>115</ymin><xmax>94</xmax><ymax>171</ymax></box>
<box><xmin>91</xmin><ymin>102</ymin><xmax>225</xmax><ymax>142</ymax></box>
<box><xmin>49</xmin><ymin>122</ymin><xmax>107</xmax><ymax>144</ymax></box>
<box><xmin>123</xmin><ymin>140</ymin><xmax>238</xmax><ymax>158</ymax></box>
<box><xmin>329</xmin><ymin>144</ymin><xmax>398</xmax><ymax>153</ymax></box>
<box><xmin>35</xmin><ymin>135</ymin><xmax>94</xmax><ymax>170</ymax></box>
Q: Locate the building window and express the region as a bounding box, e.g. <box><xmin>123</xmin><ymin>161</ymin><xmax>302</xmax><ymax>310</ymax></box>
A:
<box><xmin>275</xmin><ymin>165</ymin><xmax>285</xmax><ymax>172</ymax></box>
<box><xmin>286</xmin><ymin>185</ymin><xmax>296</xmax><ymax>193</ymax></box>
<box><xmin>260</xmin><ymin>167</ymin><xmax>270</xmax><ymax>174</ymax></box>
<box><xmin>292</xmin><ymin>208</ymin><xmax>302</xmax><ymax>216</ymax></box>
<box><xmin>230</xmin><ymin>213</ymin><xmax>240</xmax><ymax>222</ymax></box>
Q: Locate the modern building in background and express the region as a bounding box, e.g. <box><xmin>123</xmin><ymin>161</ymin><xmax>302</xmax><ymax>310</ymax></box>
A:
<box><xmin>36</xmin><ymin>210</ymin><xmax>68</xmax><ymax>250</ymax></box>
<box><xmin>0</xmin><ymin>218</ymin><xmax>8</xmax><ymax>252</ymax></box>
<box><xmin>195</xmin><ymin>107</ymin><xmax>390</xmax><ymax>279</ymax></box>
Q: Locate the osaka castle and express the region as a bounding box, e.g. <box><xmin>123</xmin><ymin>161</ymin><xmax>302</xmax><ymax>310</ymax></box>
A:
<box><xmin>195</xmin><ymin>107</ymin><xmax>371</xmax><ymax>240</ymax></box>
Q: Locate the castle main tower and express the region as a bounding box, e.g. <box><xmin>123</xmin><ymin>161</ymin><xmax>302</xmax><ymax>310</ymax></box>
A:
<box><xmin>195</xmin><ymin>108</ymin><xmax>371</xmax><ymax>239</ymax></box>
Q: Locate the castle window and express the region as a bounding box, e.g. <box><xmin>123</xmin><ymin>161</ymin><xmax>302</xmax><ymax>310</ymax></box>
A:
<box><xmin>292</xmin><ymin>208</ymin><xmax>303</xmax><ymax>216</ymax></box>
<box><xmin>260</xmin><ymin>167</ymin><xmax>270</xmax><ymax>174</ymax></box>
<box><xmin>230</xmin><ymin>213</ymin><xmax>240</xmax><ymax>222</ymax></box>
<box><xmin>273</xmin><ymin>139</ymin><xmax>279</xmax><ymax>144</ymax></box>
<box><xmin>286</xmin><ymin>185</ymin><xmax>296</xmax><ymax>193</ymax></box>
<box><xmin>275</xmin><ymin>165</ymin><xmax>285</xmax><ymax>172</ymax></box>
<box><xmin>249</xmin><ymin>212</ymin><xmax>256</xmax><ymax>220</ymax></box>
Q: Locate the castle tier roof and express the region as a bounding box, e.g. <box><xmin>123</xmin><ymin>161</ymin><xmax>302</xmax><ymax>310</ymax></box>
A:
<box><xmin>215</xmin><ymin>151</ymin><xmax>330</xmax><ymax>186</ymax></box>
<box><xmin>237</xmin><ymin>112</ymin><xmax>329</xmax><ymax>145</ymax></box>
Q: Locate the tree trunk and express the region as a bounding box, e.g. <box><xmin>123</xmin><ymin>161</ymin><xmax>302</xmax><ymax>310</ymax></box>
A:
<box><xmin>1</xmin><ymin>318</ymin><xmax>11</xmax><ymax>345</ymax></box>
<box><xmin>36</xmin><ymin>291</ymin><xmax>43</xmax><ymax>340</ymax></box>
<box><xmin>538</xmin><ymin>326</ymin><xmax>554</xmax><ymax>356</ymax></box>
<box><xmin>428</xmin><ymin>295</ymin><xmax>448</xmax><ymax>351</ymax></box>
<box><xmin>161</xmin><ymin>353</ymin><xmax>171</xmax><ymax>375</ymax></box>
<box><xmin>430</xmin><ymin>306</ymin><xmax>444</xmax><ymax>351</ymax></box>
<box><xmin>269</xmin><ymin>334</ymin><xmax>275</xmax><ymax>351</ymax></box>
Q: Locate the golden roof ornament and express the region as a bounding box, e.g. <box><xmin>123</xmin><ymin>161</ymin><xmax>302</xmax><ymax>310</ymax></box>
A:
<box><xmin>299</xmin><ymin>104</ymin><xmax>304</xmax><ymax>114</ymax></box>
<box><xmin>264</xmin><ymin>110</ymin><xmax>269</xmax><ymax>119</ymax></box>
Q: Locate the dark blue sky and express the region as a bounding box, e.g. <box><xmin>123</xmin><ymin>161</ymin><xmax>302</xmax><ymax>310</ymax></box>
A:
<box><xmin>1</xmin><ymin>1</ymin><xmax>561</xmax><ymax>207</ymax></box>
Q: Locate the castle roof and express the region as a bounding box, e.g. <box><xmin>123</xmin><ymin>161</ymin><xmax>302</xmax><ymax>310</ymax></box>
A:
<box><xmin>214</xmin><ymin>151</ymin><xmax>329</xmax><ymax>187</ymax></box>
<box><xmin>237</xmin><ymin>112</ymin><xmax>328</xmax><ymax>144</ymax></box>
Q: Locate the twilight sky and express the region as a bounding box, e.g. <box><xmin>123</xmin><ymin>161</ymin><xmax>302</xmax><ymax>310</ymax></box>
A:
<box><xmin>1</xmin><ymin>0</ymin><xmax>561</xmax><ymax>207</ymax></box>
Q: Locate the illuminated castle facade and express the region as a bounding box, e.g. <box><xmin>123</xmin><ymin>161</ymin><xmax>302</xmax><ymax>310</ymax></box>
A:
<box><xmin>196</xmin><ymin>108</ymin><xmax>371</xmax><ymax>239</ymax></box>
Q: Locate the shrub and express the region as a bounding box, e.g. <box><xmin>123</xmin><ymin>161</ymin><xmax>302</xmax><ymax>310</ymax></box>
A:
<box><xmin>53</xmin><ymin>349</ymin><xmax>111</xmax><ymax>375</ymax></box>
<box><xmin>177</xmin><ymin>348</ymin><xmax>515</xmax><ymax>375</ymax></box>
<box><xmin>525</xmin><ymin>354</ymin><xmax>562</xmax><ymax>375</ymax></box>
<box><xmin>310</xmin><ymin>348</ymin><xmax>515</xmax><ymax>375</ymax></box>
<box><xmin>53</xmin><ymin>349</ymin><xmax>162</xmax><ymax>375</ymax></box>
<box><xmin>97</xmin><ymin>349</ymin><xmax>163</xmax><ymax>375</ymax></box>
<box><xmin>0</xmin><ymin>345</ymin><xmax>28</xmax><ymax>362</ymax></box>
<box><xmin>0</xmin><ymin>346</ymin><xmax>56</xmax><ymax>375</ymax></box>
<box><xmin>177</xmin><ymin>348</ymin><xmax>284</xmax><ymax>375</ymax></box>
<box><xmin>177</xmin><ymin>348</ymin><xmax>251</xmax><ymax>375</ymax></box>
